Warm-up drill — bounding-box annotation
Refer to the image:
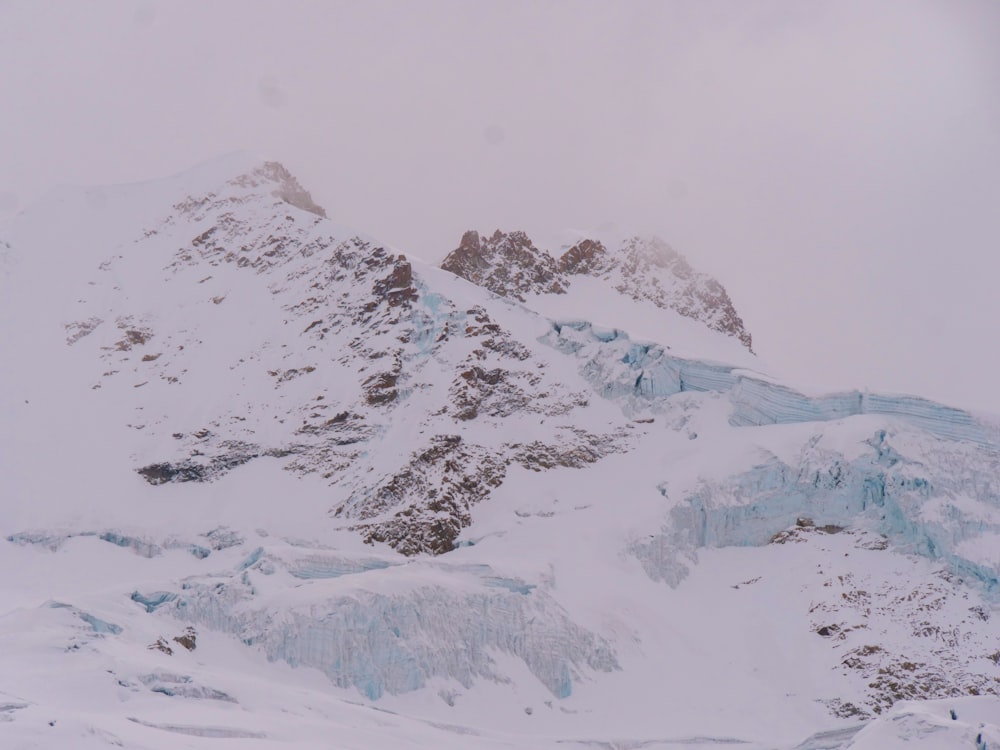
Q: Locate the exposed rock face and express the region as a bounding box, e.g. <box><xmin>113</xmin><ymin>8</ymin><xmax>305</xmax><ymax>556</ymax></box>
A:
<box><xmin>342</xmin><ymin>435</ymin><xmax>508</xmax><ymax>555</ymax></box>
<box><xmin>340</xmin><ymin>427</ymin><xmax>626</xmax><ymax>555</ymax></box>
<box><xmin>442</xmin><ymin>230</ymin><xmax>752</xmax><ymax>351</ymax></box>
<box><xmin>228</xmin><ymin>161</ymin><xmax>327</xmax><ymax>218</ymax></box>
<box><xmin>440</xmin><ymin>230</ymin><xmax>565</xmax><ymax>301</ymax></box>
<box><xmin>558</xmin><ymin>238</ymin><xmax>612</xmax><ymax>276</ymax></box>
<box><xmin>823</xmin><ymin>565</ymin><xmax>1000</xmax><ymax>717</ymax></box>
<box><xmin>65</xmin><ymin>163</ymin><xmax>629</xmax><ymax>557</ymax></box>
<box><xmin>609</xmin><ymin>236</ymin><xmax>752</xmax><ymax>351</ymax></box>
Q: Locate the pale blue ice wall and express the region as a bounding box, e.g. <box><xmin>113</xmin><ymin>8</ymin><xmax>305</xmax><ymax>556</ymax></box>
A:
<box><xmin>543</xmin><ymin>321</ymin><xmax>995</xmax><ymax>446</ymax></box>
<box><xmin>142</xmin><ymin>566</ymin><xmax>618</xmax><ymax>700</ymax></box>
<box><xmin>541</xmin><ymin>322</ymin><xmax>1000</xmax><ymax>596</ymax></box>
<box><xmin>633</xmin><ymin>431</ymin><xmax>1000</xmax><ymax>597</ymax></box>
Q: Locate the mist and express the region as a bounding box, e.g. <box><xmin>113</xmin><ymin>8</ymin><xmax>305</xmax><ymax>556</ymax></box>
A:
<box><xmin>2</xmin><ymin>0</ymin><xmax>998</xmax><ymax>410</ymax></box>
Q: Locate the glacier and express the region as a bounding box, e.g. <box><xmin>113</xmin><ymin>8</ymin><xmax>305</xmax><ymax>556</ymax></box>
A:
<box><xmin>543</xmin><ymin>319</ymin><xmax>997</xmax><ymax>445</ymax></box>
<box><xmin>539</xmin><ymin>322</ymin><xmax>1000</xmax><ymax>598</ymax></box>
<box><xmin>59</xmin><ymin>272</ymin><xmax>1000</xmax><ymax>707</ymax></box>
<box><xmin>633</xmin><ymin>428</ymin><xmax>1000</xmax><ymax>597</ymax></box>
<box><xmin>139</xmin><ymin>556</ymin><xmax>618</xmax><ymax>701</ymax></box>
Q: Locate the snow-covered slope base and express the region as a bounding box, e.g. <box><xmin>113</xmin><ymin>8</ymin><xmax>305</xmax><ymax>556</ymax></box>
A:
<box><xmin>843</xmin><ymin>697</ymin><xmax>999</xmax><ymax>749</ymax></box>
<box><xmin>3</xmin><ymin>522</ymin><xmax>998</xmax><ymax>749</ymax></box>
<box><xmin>2</xmin><ymin>156</ymin><xmax>999</xmax><ymax>749</ymax></box>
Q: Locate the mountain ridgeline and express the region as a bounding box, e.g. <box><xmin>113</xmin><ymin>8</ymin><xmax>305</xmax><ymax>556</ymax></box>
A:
<box><xmin>441</xmin><ymin>229</ymin><xmax>753</xmax><ymax>351</ymax></box>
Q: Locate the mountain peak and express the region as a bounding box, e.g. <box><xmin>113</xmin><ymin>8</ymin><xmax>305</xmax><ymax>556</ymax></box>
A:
<box><xmin>226</xmin><ymin>161</ymin><xmax>327</xmax><ymax>218</ymax></box>
<box><xmin>442</xmin><ymin>229</ymin><xmax>753</xmax><ymax>351</ymax></box>
<box><xmin>440</xmin><ymin>228</ymin><xmax>566</xmax><ymax>301</ymax></box>
<box><xmin>615</xmin><ymin>235</ymin><xmax>752</xmax><ymax>351</ymax></box>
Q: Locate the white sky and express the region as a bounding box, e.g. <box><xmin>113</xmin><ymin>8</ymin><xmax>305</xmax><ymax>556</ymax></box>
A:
<box><xmin>2</xmin><ymin>0</ymin><xmax>999</xmax><ymax>412</ymax></box>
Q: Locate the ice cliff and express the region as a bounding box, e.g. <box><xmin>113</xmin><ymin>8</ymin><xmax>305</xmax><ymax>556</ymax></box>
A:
<box><xmin>543</xmin><ymin>321</ymin><xmax>1000</xmax><ymax>598</ymax></box>
<box><xmin>632</xmin><ymin>429</ymin><xmax>1000</xmax><ymax>596</ymax></box>
<box><xmin>543</xmin><ymin>320</ymin><xmax>997</xmax><ymax>446</ymax></box>
<box><xmin>137</xmin><ymin>554</ymin><xmax>618</xmax><ymax>700</ymax></box>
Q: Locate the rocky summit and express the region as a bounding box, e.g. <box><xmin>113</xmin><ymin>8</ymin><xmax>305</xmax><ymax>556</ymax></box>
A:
<box><xmin>442</xmin><ymin>229</ymin><xmax>752</xmax><ymax>350</ymax></box>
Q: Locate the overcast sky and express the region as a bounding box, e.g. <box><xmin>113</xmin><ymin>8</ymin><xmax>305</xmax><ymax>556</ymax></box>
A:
<box><xmin>2</xmin><ymin>0</ymin><xmax>999</xmax><ymax>412</ymax></box>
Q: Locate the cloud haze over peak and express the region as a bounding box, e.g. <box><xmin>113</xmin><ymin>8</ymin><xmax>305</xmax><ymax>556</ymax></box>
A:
<box><xmin>2</xmin><ymin>0</ymin><xmax>998</xmax><ymax>410</ymax></box>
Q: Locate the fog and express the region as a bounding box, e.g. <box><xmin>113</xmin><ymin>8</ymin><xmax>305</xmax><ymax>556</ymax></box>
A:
<box><xmin>2</xmin><ymin>0</ymin><xmax>998</xmax><ymax>411</ymax></box>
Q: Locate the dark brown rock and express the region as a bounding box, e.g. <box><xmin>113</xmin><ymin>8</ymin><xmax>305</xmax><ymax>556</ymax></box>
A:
<box><xmin>558</xmin><ymin>239</ymin><xmax>610</xmax><ymax>275</ymax></box>
<box><xmin>441</xmin><ymin>229</ymin><xmax>564</xmax><ymax>301</ymax></box>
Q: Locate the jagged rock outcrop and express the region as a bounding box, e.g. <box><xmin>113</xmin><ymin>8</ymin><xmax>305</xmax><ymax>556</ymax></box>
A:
<box><xmin>441</xmin><ymin>230</ymin><xmax>753</xmax><ymax>350</ymax></box>
<box><xmin>440</xmin><ymin>230</ymin><xmax>566</xmax><ymax>301</ymax></box>
<box><xmin>558</xmin><ymin>238</ymin><xmax>612</xmax><ymax>276</ymax></box>
<box><xmin>609</xmin><ymin>236</ymin><xmax>752</xmax><ymax>351</ymax></box>
<box><xmin>228</xmin><ymin>160</ymin><xmax>327</xmax><ymax>218</ymax></box>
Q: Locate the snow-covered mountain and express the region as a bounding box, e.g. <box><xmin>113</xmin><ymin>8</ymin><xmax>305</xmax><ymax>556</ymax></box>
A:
<box><xmin>1</xmin><ymin>156</ymin><xmax>998</xmax><ymax>750</ymax></box>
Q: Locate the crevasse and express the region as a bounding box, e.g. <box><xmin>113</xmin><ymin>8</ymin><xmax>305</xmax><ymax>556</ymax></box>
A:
<box><xmin>632</xmin><ymin>431</ymin><xmax>1000</xmax><ymax>597</ymax></box>
<box><xmin>543</xmin><ymin>320</ymin><xmax>996</xmax><ymax>445</ymax></box>
<box><xmin>542</xmin><ymin>322</ymin><xmax>1000</xmax><ymax>597</ymax></box>
<box><xmin>139</xmin><ymin>563</ymin><xmax>618</xmax><ymax>700</ymax></box>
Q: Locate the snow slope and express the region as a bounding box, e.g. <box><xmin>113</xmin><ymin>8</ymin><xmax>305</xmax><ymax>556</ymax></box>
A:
<box><xmin>2</xmin><ymin>155</ymin><xmax>999</xmax><ymax>749</ymax></box>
